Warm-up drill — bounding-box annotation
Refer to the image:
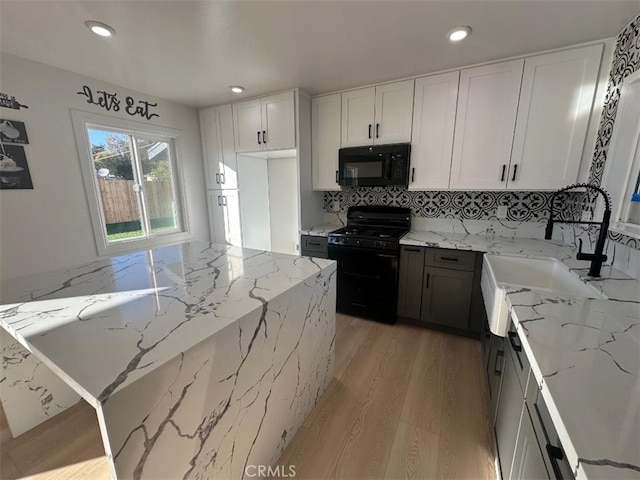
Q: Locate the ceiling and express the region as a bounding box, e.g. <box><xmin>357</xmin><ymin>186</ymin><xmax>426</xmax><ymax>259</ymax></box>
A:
<box><xmin>1</xmin><ymin>1</ymin><xmax>639</xmax><ymax>108</ymax></box>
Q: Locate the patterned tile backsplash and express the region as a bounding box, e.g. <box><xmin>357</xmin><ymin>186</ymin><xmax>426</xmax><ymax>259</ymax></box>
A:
<box><xmin>323</xmin><ymin>187</ymin><xmax>584</xmax><ymax>223</ymax></box>
<box><xmin>586</xmin><ymin>13</ymin><xmax>640</xmax><ymax>251</ymax></box>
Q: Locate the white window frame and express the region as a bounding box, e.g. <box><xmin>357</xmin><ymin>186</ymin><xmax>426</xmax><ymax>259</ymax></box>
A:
<box><xmin>601</xmin><ymin>68</ymin><xmax>640</xmax><ymax>239</ymax></box>
<box><xmin>71</xmin><ymin>110</ymin><xmax>192</xmax><ymax>256</ymax></box>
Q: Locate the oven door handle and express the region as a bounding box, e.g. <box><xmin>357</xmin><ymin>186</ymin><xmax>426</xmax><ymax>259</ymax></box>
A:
<box><xmin>342</xmin><ymin>271</ymin><xmax>381</xmax><ymax>280</ymax></box>
<box><xmin>376</xmin><ymin>254</ymin><xmax>397</xmax><ymax>259</ymax></box>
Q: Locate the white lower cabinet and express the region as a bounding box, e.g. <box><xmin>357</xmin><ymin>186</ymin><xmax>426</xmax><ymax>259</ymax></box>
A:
<box><xmin>206</xmin><ymin>190</ymin><xmax>242</xmax><ymax>247</ymax></box>
<box><xmin>410</xmin><ymin>71</ymin><xmax>459</xmax><ymax>189</ymax></box>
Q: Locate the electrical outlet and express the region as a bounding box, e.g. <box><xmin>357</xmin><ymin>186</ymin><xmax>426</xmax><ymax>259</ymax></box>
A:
<box><xmin>496</xmin><ymin>205</ymin><xmax>508</xmax><ymax>219</ymax></box>
<box><xmin>581</xmin><ymin>210</ymin><xmax>592</xmax><ymax>222</ymax></box>
<box><xmin>332</xmin><ymin>200</ymin><xmax>341</xmax><ymax>212</ymax></box>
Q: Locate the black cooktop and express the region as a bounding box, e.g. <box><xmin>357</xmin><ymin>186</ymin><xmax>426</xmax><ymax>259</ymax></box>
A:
<box><xmin>329</xmin><ymin>226</ymin><xmax>408</xmax><ymax>240</ymax></box>
<box><xmin>327</xmin><ymin>206</ymin><xmax>411</xmax><ymax>250</ymax></box>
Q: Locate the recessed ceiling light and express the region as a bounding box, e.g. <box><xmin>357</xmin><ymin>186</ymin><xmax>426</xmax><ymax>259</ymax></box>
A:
<box><xmin>85</xmin><ymin>21</ymin><xmax>116</xmax><ymax>37</ymax></box>
<box><xmin>229</xmin><ymin>86</ymin><xmax>245</xmax><ymax>93</ymax></box>
<box><xmin>447</xmin><ymin>26</ymin><xmax>471</xmax><ymax>42</ymax></box>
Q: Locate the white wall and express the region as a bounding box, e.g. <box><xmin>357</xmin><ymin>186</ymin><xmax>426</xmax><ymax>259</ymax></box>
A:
<box><xmin>268</xmin><ymin>157</ymin><xmax>298</xmax><ymax>255</ymax></box>
<box><xmin>0</xmin><ymin>54</ymin><xmax>208</xmax><ymax>281</ymax></box>
<box><xmin>237</xmin><ymin>155</ymin><xmax>271</xmax><ymax>251</ymax></box>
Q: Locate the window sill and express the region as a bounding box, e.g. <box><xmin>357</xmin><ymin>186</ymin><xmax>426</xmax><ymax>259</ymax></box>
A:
<box><xmin>609</xmin><ymin>222</ymin><xmax>640</xmax><ymax>240</ymax></box>
<box><xmin>97</xmin><ymin>231</ymin><xmax>194</xmax><ymax>257</ymax></box>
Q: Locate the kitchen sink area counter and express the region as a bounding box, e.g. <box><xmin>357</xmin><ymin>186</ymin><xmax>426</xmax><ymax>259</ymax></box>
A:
<box><xmin>0</xmin><ymin>241</ymin><xmax>337</xmax><ymax>479</ymax></box>
<box><xmin>401</xmin><ymin>229</ymin><xmax>639</xmax><ymax>479</ymax></box>
<box><xmin>508</xmin><ymin>289</ymin><xmax>639</xmax><ymax>480</ymax></box>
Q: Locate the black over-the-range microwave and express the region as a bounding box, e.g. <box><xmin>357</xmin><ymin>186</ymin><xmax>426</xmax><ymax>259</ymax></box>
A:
<box><xmin>338</xmin><ymin>143</ymin><xmax>411</xmax><ymax>187</ymax></box>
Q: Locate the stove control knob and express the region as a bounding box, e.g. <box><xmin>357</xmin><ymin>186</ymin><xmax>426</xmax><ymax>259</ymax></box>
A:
<box><xmin>356</xmin><ymin>240</ymin><xmax>360</xmax><ymax>245</ymax></box>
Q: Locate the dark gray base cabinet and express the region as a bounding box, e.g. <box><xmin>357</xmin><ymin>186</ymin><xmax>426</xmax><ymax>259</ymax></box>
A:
<box><xmin>397</xmin><ymin>247</ymin><xmax>426</xmax><ymax>319</ymax></box>
<box><xmin>397</xmin><ymin>245</ymin><xmax>483</xmax><ymax>337</ymax></box>
<box><xmin>421</xmin><ymin>266</ymin><xmax>473</xmax><ymax>329</ymax></box>
<box><xmin>300</xmin><ymin>235</ymin><xmax>328</xmax><ymax>259</ymax></box>
<box><xmin>491</xmin><ymin>317</ymin><xmax>574</xmax><ymax>480</ymax></box>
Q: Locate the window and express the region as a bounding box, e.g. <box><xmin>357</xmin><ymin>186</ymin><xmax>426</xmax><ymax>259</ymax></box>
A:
<box><xmin>602</xmin><ymin>69</ymin><xmax>640</xmax><ymax>238</ymax></box>
<box><xmin>72</xmin><ymin>111</ymin><xmax>190</xmax><ymax>255</ymax></box>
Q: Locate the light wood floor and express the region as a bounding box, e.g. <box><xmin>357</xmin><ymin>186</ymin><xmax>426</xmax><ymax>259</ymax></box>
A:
<box><xmin>275</xmin><ymin>315</ymin><xmax>495</xmax><ymax>479</ymax></box>
<box><xmin>0</xmin><ymin>315</ymin><xmax>494</xmax><ymax>479</ymax></box>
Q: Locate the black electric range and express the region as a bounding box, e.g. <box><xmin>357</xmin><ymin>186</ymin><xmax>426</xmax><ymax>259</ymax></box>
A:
<box><xmin>328</xmin><ymin>206</ymin><xmax>411</xmax><ymax>323</ymax></box>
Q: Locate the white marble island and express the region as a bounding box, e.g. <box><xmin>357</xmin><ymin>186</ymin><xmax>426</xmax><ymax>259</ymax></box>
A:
<box><xmin>0</xmin><ymin>241</ymin><xmax>336</xmax><ymax>479</ymax></box>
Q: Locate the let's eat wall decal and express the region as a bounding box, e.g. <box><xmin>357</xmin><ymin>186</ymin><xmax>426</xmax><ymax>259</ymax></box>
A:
<box><xmin>0</xmin><ymin>92</ymin><xmax>29</xmax><ymax>110</ymax></box>
<box><xmin>77</xmin><ymin>85</ymin><xmax>160</xmax><ymax>120</ymax></box>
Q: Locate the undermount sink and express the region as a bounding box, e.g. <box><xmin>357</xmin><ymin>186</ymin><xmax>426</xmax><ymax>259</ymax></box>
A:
<box><xmin>481</xmin><ymin>254</ymin><xmax>606</xmax><ymax>336</ymax></box>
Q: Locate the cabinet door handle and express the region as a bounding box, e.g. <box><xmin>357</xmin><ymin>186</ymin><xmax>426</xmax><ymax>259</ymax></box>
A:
<box><xmin>440</xmin><ymin>256</ymin><xmax>459</xmax><ymax>262</ymax></box>
<box><xmin>222</xmin><ymin>196</ymin><xmax>227</xmax><ymax>206</ymax></box>
<box><xmin>217</xmin><ymin>195</ymin><xmax>222</xmax><ymax>206</ymax></box>
<box><xmin>512</xmin><ymin>164</ymin><xmax>518</xmax><ymax>181</ymax></box>
<box><xmin>376</xmin><ymin>123</ymin><xmax>380</xmax><ymax>138</ymax></box>
<box><xmin>494</xmin><ymin>350</ymin><xmax>504</xmax><ymax>376</ymax></box>
<box><xmin>368</xmin><ymin>124</ymin><xmax>372</xmax><ymax>139</ymax></box>
<box><xmin>508</xmin><ymin>331</ymin><xmax>522</xmax><ymax>352</ymax></box>
<box><xmin>403</xmin><ymin>247</ymin><xmax>421</xmax><ymax>252</ymax></box>
<box><xmin>336</xmin><ymin>170</ymin><xmax>339</xmax><ymax>183</ymax></box>
<box><xmin>308</xmin><ymin>242</ymin><xmax>321</xmax><ymax>247</ymax></box>
<box><xmin>425</xmin><ymin>273</ymin><xmax>430</xmax><ymax>289</ymax></box>
<box><xmin>411</xmin><ymin>167</ymin><xmax>415</xmax><ymax>183</ymax></box>
<box><xmin>546</xmin><ymin>444</ymin><xmax>565</xmax><ymax>480</ymax></box>
<box><xmin>215</xmin><ymin>173</ymin><xmax>220</xmax><ymax>184</ymax></box>
<box><xmin>220</xmin><ymin>173</ymin><xmax>225</xmax><ymax>184</ymax></box>
<box><xmin>263</xmin><ymin>130</ymin><xmax>267</xmax><ymax>144</ymax></box>
<box><xmin>257</xmin><ymin>131</ymin><xmax>262</xmax><ymax>144</ymax></box>
<box><xmin>500</xmin><ymin>164</ymin><xmax>507</xmax><ymax>181</ymax></box>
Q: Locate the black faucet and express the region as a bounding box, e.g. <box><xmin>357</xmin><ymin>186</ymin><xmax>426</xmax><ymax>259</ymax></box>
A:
<box><xmin>544</xmin><ymin>183</ymin><xmax>612</xmax><ymax>277</ymax></box>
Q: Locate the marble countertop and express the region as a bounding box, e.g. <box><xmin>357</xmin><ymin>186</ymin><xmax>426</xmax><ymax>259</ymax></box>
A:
<box><xmin>300</xmin><ymin>223</ymin><xmax>342</xmax><ymax>237</ymax></box>
<box><xmin>0</xmin><ymin>241</ymin><xmax>336</xmax><ymax>406</ymax></box>
<box><xmin>401</xmin><ymin>229</ymin><xmax>639</xmax><ymax>479</ymax></box>
<box><xmin>508</xmin><ymin>289</ymin><xmax>639</xmax><ymax>480</ymax></box>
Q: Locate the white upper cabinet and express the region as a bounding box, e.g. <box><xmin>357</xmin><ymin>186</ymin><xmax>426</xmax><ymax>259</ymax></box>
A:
<box><xmin>233</xmin><ymin>99</ymin><xmax>262</xmax><ymax>153</ymax></box>
<box><xmin>341</xmin><ymin>80</ymin><xmax>414</xmax><ymax>147</ymax></box>
<box><xmin>450</xmin><ymin>59</ymin><xmax>524</xmax><ymax>190</ymax></box>
<box><xmin>341</xmin><ymin>87</ymin><xmax>375</xmax><ymax>147</ymax></box>
<box><xmin>508</xmin><ymin>44</ymin><xmax>603</xmax><ymax>190</ymax></box>
<box><xmin>261</xmin><ymin>91</ymin><xmax>296</xmax><ymax>150</ymax></box>
<box><xmin>233</xmin><ymin>91</ymin><xmax>295</xmax><ymax>152</ymax></box>
<box><xmin>374</xmin><ymin>79</ymin><xmax>415</xmax><ymax>144</ymax></box>
<box><xmin>409</xmin><ymin>71</ymin><xmax>459</xmax><ymax>190</ymax></box>
<box><xmin>312</xmin><ymin>93</ymin><xmax>342</xmax><ymax>191</ymax></box>
<box><xmin>200</xmin><ymin>104</ymin><xmax>238</xmax><ymax>190</ymax></box>
<box><xmin>206</xmin><ymin>189</ymin><xmax>242</xmax><ymax>247</ymax></box>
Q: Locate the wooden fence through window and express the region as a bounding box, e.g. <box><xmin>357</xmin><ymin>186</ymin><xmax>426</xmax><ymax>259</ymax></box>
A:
<box><xmin>98</xmin><ymin>178</ymin><xmax>174</xmax><ymax>224</ymax></box>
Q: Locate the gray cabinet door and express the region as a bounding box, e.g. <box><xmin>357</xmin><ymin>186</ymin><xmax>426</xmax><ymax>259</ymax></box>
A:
<box><xmin>487</xmin><ymin>334</ymin><xmax>506</xmax><ymax>427</ymax></box>
<box><xmin>495</xmin><ymin>346</ymin><xmax>524</xmax><ymax>479</ymax></box>
<box><xmin>420</xmin><ymin>266</ymin><xmax>473</xmax><ymax>329</ymax></box>
<box><xmin>397</xmin><ymin>246</ymin><xmax>425</xmax><ymax>319</ymax></box>
<box><xmin>510</xmin><ymin>406</ymin><xmax>548</xmax><ymax>480</ymax></box>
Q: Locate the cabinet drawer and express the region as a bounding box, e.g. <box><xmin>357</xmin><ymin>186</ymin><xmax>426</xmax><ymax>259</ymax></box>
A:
<box><xmin>301</xmin><ymin>249</ymin><xmax>328</xmax><ymax>259</ymax></box>
<box><xmin>300</xmin><ymin>235</ymin><xmax>328</xmax><ymax>253</ymax></box>
<box><xmin>425</xmin><ymin>248</ymin><xmax>476</xmax><ymax>271</ymax></box>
